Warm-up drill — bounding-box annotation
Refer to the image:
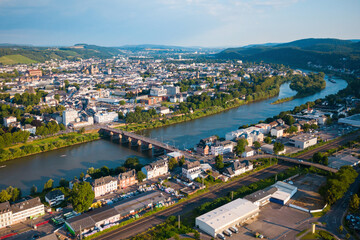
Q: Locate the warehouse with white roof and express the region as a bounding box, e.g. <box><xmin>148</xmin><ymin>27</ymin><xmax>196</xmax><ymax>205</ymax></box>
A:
<box><xmin>270</xmin><ymin>181</ymin><xmax>298</xmax><ymax>205</ymax></box>
<box><xmin>195</xmin><ymin>198</ymin><xmax>259</xmax><ymax>237</ymax></box>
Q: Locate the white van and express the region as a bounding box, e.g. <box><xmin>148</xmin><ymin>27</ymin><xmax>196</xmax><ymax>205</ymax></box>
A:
<box><xmin>217</xmin><ymin>233</ymin><xmax>226</xmax><ymax>239</ymax></box>
<box><xmin>223</xmin><ymin>229</ymin><xmax>232</xmax><ymax>237</ymax></box>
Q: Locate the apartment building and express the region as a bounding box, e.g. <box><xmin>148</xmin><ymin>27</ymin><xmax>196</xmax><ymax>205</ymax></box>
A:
<box><xmin>11</xmin><ymin>197</ymin><xmax>45</xmax><ymax>224</ymax></box>
<box><xmin>92</xmin><ymin>176</ymin><xmax>118</xmax><ymax>198</ymax></box>
<box><xmin>141</xmin><ymin>159</ymin><xmax>169</xmax><ymax>180</ymax></box>
<box><xmin>118</xmin><ymin>169</ymin><xmax>138</xmax><ymax>189</ymax></box>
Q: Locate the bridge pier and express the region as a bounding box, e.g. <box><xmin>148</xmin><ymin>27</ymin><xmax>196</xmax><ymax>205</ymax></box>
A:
<box><xmin>141</xmin><ymin>143</ymin><xmax>152</xmax><ymax>151</ymax></box>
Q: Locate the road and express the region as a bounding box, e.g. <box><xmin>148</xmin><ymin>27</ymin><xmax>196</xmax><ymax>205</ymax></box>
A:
<box><xmin>94</xmin><ymin>164</ymin><xmax>291</xmax><ymax>240</ymax></box>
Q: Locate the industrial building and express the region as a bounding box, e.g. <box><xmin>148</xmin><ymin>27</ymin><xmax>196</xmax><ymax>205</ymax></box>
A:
<box><xmin>195</xmin><ymin>198</ymin><xmax>259</xmax><ymax>237</ymax></box>
<box><xmin>65</xmin><ymin>191</ymin><xmax>168</xmax><ymax>236</ymax></box>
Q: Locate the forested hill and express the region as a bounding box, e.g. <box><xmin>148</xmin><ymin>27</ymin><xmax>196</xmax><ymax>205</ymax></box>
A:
<box><xmin>217</xmin><ymin>38</ymin><xmax>360</xmax><ymax>70</ymax></box>
<box><xmin>0</xmin><ymin>44</ymin><xmax>120</xmax><ymax>65</ymax></box>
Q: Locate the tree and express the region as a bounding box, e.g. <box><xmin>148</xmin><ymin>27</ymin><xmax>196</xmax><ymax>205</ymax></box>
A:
<box><xmin>287</xmin><ymin>125</ymin><xmax>298</xmax><ymax>134</ymax></box>
<box><xmin>264</xmin><ymin>137</ymin><xmax>272</xmax><ymax>144</ymax></box>
<box><xmin>6</xmin><ymin>186</ymin><xmax>21</xmax><ymax>202</ymax></box>
<box><xmin>80</xmin><ymin>172</ymin><xmax>85</xmax><ymax>180</ymax></box>
<box><xmin>0</xmin><ymin>190</ymin><xmax>11</xmax><ymax>203</ymax></box>
<box><xmin>124</xmin><ymin>157</ymin><xmax>141</xmax><ymax>171</ymax></box>
<box><xmin>79</xmin><ymin>127</ymin><xmax>85</xmax><ymax>134</ymax></box>
<box><xmin>59</xmin><ymin>178</ymin><xmax>69</xmax><ymax>188</ymax></box>
<box><xmin>30</xmin><ymin>185</ymin><xmax>37</xmax><ymax>195</ymax></box>
<box><xmin>235</xmin><ymin>138</ymin><xmax>248</xmax><ymax>156</ymax></box>
<box><xmin>312</xmin><ymin>152</ymin><xmax>328</xmax><ymax>165</ymax></box>
<box><xmin>194</xmin><ymin>230</ymin><xmax>200</xmax><ymax>240</ymax></box>
<box><xmin>168</xmin><ymin>158</ymin><xmax>177</xmax><ymax>170</ymax></box>
<box><xmin>70</xmin><ymin>182</ymin><xmax>95</xmax><ymax>213</ymax></box>
<box><xmin>215</xmin><ymin>155</ymin><xmax>224</xmax><ymax>169</ymax></box>
<box><xmin>283</xmin><ymin>115</ymin><xmax>295</xmax><ymax>125</ymax></box>
<box><xmin>44</xmin><ymin>179</ymin><xmax>54</xmax><ymax>190</ymax></box>
<box><xmin>137</xmin><ymin>171</ymin><xmax>146</xmax><ymax>182</ymax></box>
<box><xmin>254</xmin><ymin>141</ymin><xmax>261</xmax><ymax>149</ymax></box>
<box><xmin>273</xmin><ymin>142</ymin><xmax>284</xmax><ymax>155</ymax></box>
<box><xmin>338</xmin><ymin>225</ymin><xmax>343</xmax><ymax>233</ymax></box>
<box><xmin>349</xmin><ymin>194</ymin><xmax>360</xmax><ymax>213</ymax></box>
<box><xmin>179</xmin><ymin>156</ymin><xmax>185</xmax><ymax>166</ymax></box>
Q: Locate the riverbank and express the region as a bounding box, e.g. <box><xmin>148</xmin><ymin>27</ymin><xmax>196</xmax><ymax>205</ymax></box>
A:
<box><xmin>119</xmin><ymin>88</ymin><xmax>281</xmax><ymax>132</ymax></box>
<box><xmin>0</xmin><ymin>132</ymin><xmax>100</xmax><ymax>162</ymax></box>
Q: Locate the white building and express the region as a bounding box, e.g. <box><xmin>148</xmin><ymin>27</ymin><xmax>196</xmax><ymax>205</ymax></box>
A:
<box><xmin>94</xmin><ymin>112</ymin><xmax>119</xmax><ymax>124</ymax></box>
<box><xmin>21</xmin><ymin>124</ymin><xmax>36</xmax><ymax>134</ymax></box>
<box><xmin>0</xmin><ymin>202</ymin><xmax>12</xmax><ymax>229</ymax></box>
<box><xmin>92</xmin><ymin>176</ymin><xmax>118</xmax><ymax>198</ymax></box>
<box><xmin>141</xmin><ymin>159</ymin><xmax>169</xmax><ymax>180</ymax></box>
<box><xmin>63</xmin><ymin>109</ymin><xmax>78</xmax><ymax>126</ymax></box>
<box><xmin>223</xmin><ymin>160</ymin><xmax>253</xmax><ymax>178</ymax></box>
<box><xmin>289</xmin><ymin>134</ymin><xmax>317</xmax><ymax>149</ymax></box>
<box><xmin>270</xmin><ymin>181</ymin><xmax>298</xmax><ymax>205</ymax></box>
<box><xmin>225</xmin><ymin>127</ymin><xmax>264</xmax><ymax>144</ymax></box>
<box><xmin>270</xmin><ymin>126</ymin><xmax>285</xmax><ymax>138</ymax></box>
<box><xmin>195</xmin><ymin>198</ymin><xmax>259</xmax><ymax>237</ymax></box>
<box><xmin>164</xmin><ymin>86</ymin><xmax>180</xmax><ymax>95</ymax></box>
<box><xmin>150</xmin><ymin>87</ymin><xmax>167</xmax><ymax>97</ymax></box>
<box><xmin>3</xmin><ymin>116</ymin><xmax>17</xmax><ymax>127</ymax></box>
<box><xmin>45</xmin><ymin>190</ymin><xmax>65</xmax><ymax>207</ymax></box>
<box><xmin>210</xmin><ymin>140</ymin><xmax>235</xmax><ymax>156</ymax></box>
<box><xmin>11</xmin><ymin>197</ymin><xmax>45</xmax><ymax>224</ymax></box>
<box><xmin>182</xmin><ymin>161</ymin><xmax>202</xmax><ymax>180</ymax></box>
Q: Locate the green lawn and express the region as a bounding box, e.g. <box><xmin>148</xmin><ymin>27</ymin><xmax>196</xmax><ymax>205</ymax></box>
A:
<box><xmin>0</xmin><ymin>54</ymin><xmax>37</xmax><ymax>65</ymax></box>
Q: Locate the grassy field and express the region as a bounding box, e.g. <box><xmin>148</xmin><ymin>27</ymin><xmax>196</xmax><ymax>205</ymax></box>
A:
<box><xmin>0</xmin><ymin>54</ymin><xmax>37</xmax><ymax>65</ymax></box>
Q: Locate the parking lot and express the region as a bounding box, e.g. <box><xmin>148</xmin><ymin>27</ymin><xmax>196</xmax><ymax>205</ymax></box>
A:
<box><xmin>222</xmin><ymin>203</ymin><xmax>311</xmax><ymax>240</ymax></box>
<box><xmin>288</xmin><ymin>174</ymin><xmax>326</xmax><ymax>210</ymax></box>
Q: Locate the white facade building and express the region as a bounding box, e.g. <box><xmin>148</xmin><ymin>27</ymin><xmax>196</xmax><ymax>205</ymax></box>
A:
<box><xmin>182</xmin><ymin>161</ymin><xmax>202</xmax><ymax>180</ymax></box>
<box><xmin>92</xmin><ymin>176</ymin><xmax>118</xmax><ymax>198</ymax></box>
<box><xmin>150</xmin><ymin>87</ymin><xmax>167</xmax><ymax>97</ymax></box>
<box><xmin>289</xmin><ymin>134</ymin><xmax>317</xmax><ymax>149</ymax></box>
<box><xmin>0</xmin><ymin>202</ymin><xmax>12</xmax><ymax>229</ymax></box>
<box><xmin>141</xmin><ymin>159</ymin><xmax>169</xmax><ymax>180</ymax></box>
<box><xmin>11</xmin><ymin>198</ymin><xmax>45</xmax><ymax>224</ymax></box>
<box><xmin>94</xmin><ymin>112</ymin><xmax>119</xmax><ymax>124</ymax></box>
<box><xmin>63</xmin><ymin>109</ymin><xmax>78</xmax><ymax>126</ymax></box>
<box><xmin>3</xmin><ymin>116</ymin><xmax>17</xmax><ymax>127</ymax></box>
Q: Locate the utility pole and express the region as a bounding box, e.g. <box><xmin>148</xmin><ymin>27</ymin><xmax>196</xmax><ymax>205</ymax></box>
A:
<box><xmin>202</xmin><ymin>177</ymin><xmax>204</xmax><ymax>188</ymax></box>
<box><xmin>178</xmin><ymin>215</ymin><xmax>181</xmax><ymax>229</ymax></box>
<box><xmin>231</xmin><ymin>191</ymin><xmax>234</xmax><ymax>200</ymax></box>
<box><xmin>80</xmin><ymin>225</ymin><xmax>82</xmax><ymax>240</ymax></box>
<box><xmin>275</xmin><ymin>174</ymin><xmax>277</xmax><ymax>182</ymax></box>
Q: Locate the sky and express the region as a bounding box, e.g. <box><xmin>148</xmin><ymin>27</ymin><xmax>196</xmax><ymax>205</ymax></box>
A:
<box><xmin>0</xmin><ymin>0</ymin><xmax>359</xmax><ymax>47</ymax></box>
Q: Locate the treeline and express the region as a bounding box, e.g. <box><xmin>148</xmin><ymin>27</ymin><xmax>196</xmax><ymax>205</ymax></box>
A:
<box><xmin>0</xmin><ymin>186</ymin><xmax>22</xmax><ymax>203</ymax></box>
<box><xmin>0</xmin><ymin>69</ymin><xmax>19</xmax><ymax>79</ymax></box>
<box><xmin>0</xmin><ymin>133</ymin><xmax>99</xmax><ymax>162</ymax></box>
<box><xmin>12</xmin><ymin>91</ymin><xmax>48</xmax><ymax>106</ymax></box>
<box><xmin>290</xmin><ymin>72</ymin><xmax>326</xmax><ymax>97</ymax></box>
<box><xmin>0</xmin><ymin>130</ymin><xmax>30</xmax><ymax>148</ymax></box>
<box><xmin>35</xmin><ymin>121</ymin><xmax>65</xmax><ymax>136</ymax></box>
<box><xmin>320</xmin><ymin>166</ymin><xmax>358</xmax><ymax>205</ymax></box>
<box><xmin>85</xmin><ymin>157</ymin><xmax>147</xmax><ymax>182</ymax></box>
<box><xmin>125</xmin><ymin>107</ymin><xmax>158</xmax><ymax>124</ymax></box>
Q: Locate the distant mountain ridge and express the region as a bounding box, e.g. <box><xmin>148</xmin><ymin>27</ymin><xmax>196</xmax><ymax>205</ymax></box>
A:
<box><xmin>217</xmin><ymin>38</ymin><xmax>360</xmax><ymax>70</ymax></box>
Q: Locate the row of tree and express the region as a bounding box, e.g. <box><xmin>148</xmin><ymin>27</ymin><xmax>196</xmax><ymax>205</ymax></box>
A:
<box><xmin>320</xmin><ymin>166</ymin><xmax>358</xmax><ymax>205</ymax></box>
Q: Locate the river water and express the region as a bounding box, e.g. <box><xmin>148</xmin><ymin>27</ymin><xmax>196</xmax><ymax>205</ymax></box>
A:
<box><xmin>0</xmin><ymin>77</ymin><xmax>347</xmax><ymax>194</ymax></box>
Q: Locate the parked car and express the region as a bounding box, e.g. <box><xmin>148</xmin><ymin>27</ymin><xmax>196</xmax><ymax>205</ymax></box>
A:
<box><xmin>223</xmin><ymin>229</ymin><xmax>232</xmax><ymax>237</ymax></box>
<box><xmin>229</xmin><ymin>226</ymin><xmax>238</xmax><ymax>233</ymax></box>
<box><xmin>217</xmin><ymin>233</ymin><xmax>226</xmax><ymax>239</ymax></box>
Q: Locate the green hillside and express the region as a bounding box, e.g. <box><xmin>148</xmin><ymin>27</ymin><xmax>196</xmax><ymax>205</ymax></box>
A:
<box><xmin>217</xmin><ymin>38</ymin><xmax>360</xmax><ymax>71</ymax></box>
<box><xmin>0</xmin><ymin>54</ymin><xmax>37</xmax><ymax>65</ymax></box>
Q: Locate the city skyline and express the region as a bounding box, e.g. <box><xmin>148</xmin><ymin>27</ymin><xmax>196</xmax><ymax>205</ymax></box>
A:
<box><xmin>0</xmin><ymin>0</ymin><xmax>359</xmax><ymax>47</ymax></box>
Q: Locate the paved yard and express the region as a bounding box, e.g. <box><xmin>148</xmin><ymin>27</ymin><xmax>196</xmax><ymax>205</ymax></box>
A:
<box><xmin>224</xmin><ymin>203</ymin><xmax>311</xmax><ymax>240</ymax></box>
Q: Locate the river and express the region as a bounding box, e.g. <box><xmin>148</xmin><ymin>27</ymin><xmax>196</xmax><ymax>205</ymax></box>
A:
<box><xmin>0</xmin><ymin>77</ymin><xmax>347</xmax><ymax>194</ymax></box>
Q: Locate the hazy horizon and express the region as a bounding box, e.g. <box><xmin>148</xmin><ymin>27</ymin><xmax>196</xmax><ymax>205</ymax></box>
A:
<box><xmin>0</xmin><ymin>0</ymin><xmax>359</xmax><ymax>47</ymax></box>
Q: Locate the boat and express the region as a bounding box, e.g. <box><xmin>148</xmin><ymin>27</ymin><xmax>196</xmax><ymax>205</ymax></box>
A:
<box><xmin>0</xmin><ymin>165</ymin><xmax>6</xmax><ymax>168</ymax></box>
<box><xmin>60</xmin><ymin>155</ymin><xmax>66</xmax><ymax>157</ymax></box>
<box><xmin>329</xmin><ymin>77</ymin><xmax>336</xmax><ymax>83</ymax></box>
